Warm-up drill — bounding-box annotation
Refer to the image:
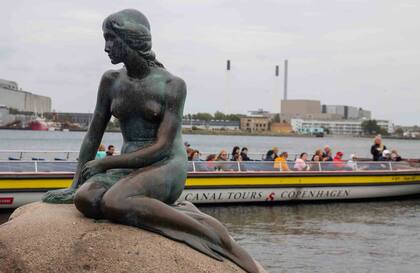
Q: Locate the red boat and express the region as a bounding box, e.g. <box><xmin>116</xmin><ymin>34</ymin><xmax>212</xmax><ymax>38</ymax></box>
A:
<box><xmin>28</xmin><ymin>118</ymin><xmax>49</xmax><ymax>131</ymax></box>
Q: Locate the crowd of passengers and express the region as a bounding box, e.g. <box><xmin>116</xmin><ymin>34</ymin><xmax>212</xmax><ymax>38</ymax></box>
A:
<box><xmin>184</xmin><ymin>135</ymin><xmax>404</xmax><ymax>172</ymax></box>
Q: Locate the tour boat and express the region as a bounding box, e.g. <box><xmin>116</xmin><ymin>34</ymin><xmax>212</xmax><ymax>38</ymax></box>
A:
<box><xmin>0</xmin><ymin>153</ymin><xmax>419</xmax><ymax>209</ymax></box>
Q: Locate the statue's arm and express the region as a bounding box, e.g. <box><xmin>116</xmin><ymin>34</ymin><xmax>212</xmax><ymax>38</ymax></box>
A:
<box><xmin>96</xmin><ymin>78</ymin><xmax>186</xmax><ymax>170</ymax></box>
<box><xmin>70</xmin><ymin>72</ymin><xmax>113</xmax><ymax>188</ymax></box>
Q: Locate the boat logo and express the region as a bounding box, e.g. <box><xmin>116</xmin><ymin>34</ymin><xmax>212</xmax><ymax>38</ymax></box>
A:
<box><xmin>0</xmin><ymin>197</ymin><xmax>14</xmax><ymax>205</ymax></box>
<box><xmin>265</xmin><ymin>192</ymin><xmax>275</xmax><ymax>201</ymax></box>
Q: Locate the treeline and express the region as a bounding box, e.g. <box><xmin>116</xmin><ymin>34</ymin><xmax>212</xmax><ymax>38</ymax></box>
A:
<box><xmin>361</xmin><ymin>119</ymin><xmax>388</xmax><ymax>135</ymax></box>
<box><xmin>183</xmin><ymin>111</ymin><xmax>246</xmax><ymax>122</ymax></box>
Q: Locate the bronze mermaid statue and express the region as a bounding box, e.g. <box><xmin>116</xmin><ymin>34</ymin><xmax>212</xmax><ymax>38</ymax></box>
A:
<box><xmin>42</xmin><ymin>9</ymin><xmax>259</xmax><ymax>273</ymax></box>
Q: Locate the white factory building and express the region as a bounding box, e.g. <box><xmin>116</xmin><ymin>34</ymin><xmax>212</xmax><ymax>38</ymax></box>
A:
<box><xmin>0</xmin><ymin>79</ymin><xmax>51</xmax><ymax>113</ymax></box>
<box><xmin>291</xmin><ymin>118</ymin><xmax>394</xmax><ymax>135</ymax></box>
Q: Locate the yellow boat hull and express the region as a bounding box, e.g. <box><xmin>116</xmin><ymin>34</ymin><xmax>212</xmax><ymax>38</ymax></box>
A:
<box><xmin>1</xmin><ymin>171</ymin><xmax>420</xmax><ymax>208</ymax></box>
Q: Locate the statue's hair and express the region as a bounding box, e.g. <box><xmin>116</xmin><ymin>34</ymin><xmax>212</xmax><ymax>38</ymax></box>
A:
<box><xmin>103</xmin><ymin>9</ymin><xmax>164</xmax><ymax>68</ymax></box>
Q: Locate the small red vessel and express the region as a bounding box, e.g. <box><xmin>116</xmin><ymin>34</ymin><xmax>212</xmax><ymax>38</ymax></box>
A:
<box><xmin>28</xmin><ymin>118</ymin><xmax>49</xmax><ymax>131</ymax></box>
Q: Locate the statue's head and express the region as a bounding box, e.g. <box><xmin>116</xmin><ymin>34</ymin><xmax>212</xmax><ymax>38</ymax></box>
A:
<box><xmin>102</xmin><ymin>9</ymin><xmax>162</xmax><ymax>67</ymax></box>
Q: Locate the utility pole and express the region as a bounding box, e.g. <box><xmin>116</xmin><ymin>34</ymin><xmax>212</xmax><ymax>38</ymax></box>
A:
<box><xmin>275</xmin><ymin>65</ymin><xmax>280</xmax><ymax>119</ymax></box>
<box><xmin>225</xmin><ymin>60</ymin><xmax>231</xmax><ymax>114</ymax></box>
<box><xmin>284</xmin><ymin>59</ymin><xmax>288</xmax><ymax>101</ymax></box>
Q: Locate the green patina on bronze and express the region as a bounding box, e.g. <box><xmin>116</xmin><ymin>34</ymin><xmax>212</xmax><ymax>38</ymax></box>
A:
<box><xmin>42</xmin><ymin>9</ymin><xmax>259</xmax><ymax>273</ymax></box>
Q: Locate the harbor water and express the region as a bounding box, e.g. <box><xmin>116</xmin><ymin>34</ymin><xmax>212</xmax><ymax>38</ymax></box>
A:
<box><xmin>1</xmin><ymin>130</ymin><xmax>420</xmax><ymax>272</ymax></box>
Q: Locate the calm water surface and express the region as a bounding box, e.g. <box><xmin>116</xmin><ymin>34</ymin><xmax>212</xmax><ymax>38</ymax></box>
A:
<box><xmin>1</xmin><ymin>130</ymin><xmax>420</xmax><ymax>272</ymax></box>
<box><xmin>0</xmin><ymin>129</ymin><xmax>419</xmax><ymax>159</ymax></box>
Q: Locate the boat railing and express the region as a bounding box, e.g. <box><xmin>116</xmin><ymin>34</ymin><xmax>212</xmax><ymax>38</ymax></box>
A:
<box><xmin>0</xmin><ymin>159</ymin><xmax>418</xmax><ymax>173</ymax></box>
<box><xmin>0</xmin><ymin>150</ymin><xmax>79</xmax><ymax>161</ymax></box>
<box><xmin>0</xmin><ymin>160</ymin><xmax>78</xmax><ymax>173</ymax></box>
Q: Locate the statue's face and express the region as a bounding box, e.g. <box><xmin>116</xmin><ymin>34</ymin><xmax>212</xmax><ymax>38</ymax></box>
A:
<box><xmin>103</xmin><ymin>29</ymin><xmax>127</xmax><ymax>64</ymax></box>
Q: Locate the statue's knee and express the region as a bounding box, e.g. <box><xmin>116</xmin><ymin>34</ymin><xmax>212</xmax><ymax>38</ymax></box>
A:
<box><xmin>100</xmin><ymin>191</ymin><xmax>123</xmax><ymax>219</ymax></box>
<box><xmin>74</xmin><ymin>183</ymin><xmax>105</xmax><ymax>219</ymax></box>
<box><xmin>101</xmin><ymin>192</ymin><xmax>152</xmax><ymax>221</ymax></box>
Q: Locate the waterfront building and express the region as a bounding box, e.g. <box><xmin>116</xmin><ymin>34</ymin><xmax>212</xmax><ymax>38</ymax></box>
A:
<box><xmin>280</xmin><ymin>99</ymin><xmax>372</xmax><ymax>123</ymax></box>
<box><xmin>280</xmin><ymin>99</ymin><xmax>343</xmax><ymax>122</ymax></box>
<box><xmin>0</xmin><ymin>79</ymin><xmax>51</xmax><ymax>113</ymax></box>
<box><xmin>291</xmin><ymin>119</ymin><xmax>362</xmax><ymax>135</ymax></box>
<box><xmin>240</xmin><ymin>116</ymin><xmax>270</xmax><ymax>132</ymax></box>
<box><xmin>270</xmin><ymin>122</ymin><xmax>293</xmax><ymax>134</ymax></box>
<box><xmin>322</xmin><ymin>104</ymin><xmax>372</xmax><ymax>120</ymax></box>
<box><xmin>291</xmin><ymin>118</ymin><xmax>393</xmax><ymax>135</ymax></box>
<box><xmin>281</xmin><ymin>99</ymin><xmax>321</xmax><ymax>116</ymax></box>
<box><xmin>376</xmin><ymin>120</ymin><xmax>395</xmax><ymax>134</ymax></box>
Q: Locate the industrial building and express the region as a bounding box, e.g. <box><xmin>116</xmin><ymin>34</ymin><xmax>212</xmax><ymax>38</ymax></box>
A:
<box><xmin>321</xmin><ymin>104</ymin><xmax>371</xmax><ymax>120</ymax></box>
<box><xmin>291</xmin><ymin>118</ymin><xmax>394</xmax><ymax>135</ymax></box>
<box><xmin>240</xmin><ymin>116</ymin><xmax>270</xmax><ymax>132</ymax></box>
<box><xmin>0</xmin><ymin>79</ymin><xmax>51</xmax><ymax>113</ymax></box>
<box><xmin>280</xmin><ymin>100</ymin><xmax>342</xmax><ymax>122</ymax></box>
<box><xmin>280</xmin><ymin>99</ymin><xmax>372</xmax><ymax>122</ymax></box>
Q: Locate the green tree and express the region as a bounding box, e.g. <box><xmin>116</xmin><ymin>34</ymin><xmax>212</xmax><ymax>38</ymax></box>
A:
<box><xmin>214</xmin><ymin>111</ymin><xmax>226</xmax><ymax>120</ymax></box>
<box><xmin>394</xmin><ymin>127</ymin><xmax>404</xmax><ymax>136</ymax></box>
<box><xmin>361</xmin><ymin>120</ymin><xmax>385</xmax><ymax>135</ymax></box>
<box><xmin>225</xmin><ymin>113</ymin><xmax>245</xmax><ymax>121</ymax></box>
<box><xmin>192</xmin><ymin>112</ymin><xmax>213</xmax><ymax>121</ymax></box>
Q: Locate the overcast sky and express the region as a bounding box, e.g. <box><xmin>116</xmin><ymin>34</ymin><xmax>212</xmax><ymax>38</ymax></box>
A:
<box><xmin>0</xmin><ymin>0</ymin><xmax>419</xmax><ymax>125</ymax></box>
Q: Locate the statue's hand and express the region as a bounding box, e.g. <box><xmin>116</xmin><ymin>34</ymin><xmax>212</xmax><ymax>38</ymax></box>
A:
<box><xmin>81</xmin><ymin>160</ymin><xmax>106</xmax><ymax>181</ymax></box>
<box><xmin>42</xmin><ymin>187</ymin><xmax>77</xmax><ymax>204</ymax></box>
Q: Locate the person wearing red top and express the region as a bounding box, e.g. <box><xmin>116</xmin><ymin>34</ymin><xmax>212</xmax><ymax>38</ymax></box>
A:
<box><xmin>333</xmin><ymin>151</ymin><xmax>345</xmax><ymax>169</ymax></box>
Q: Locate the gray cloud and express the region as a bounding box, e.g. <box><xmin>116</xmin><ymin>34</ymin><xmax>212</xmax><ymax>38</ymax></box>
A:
<box><xmin>0</xmin><ymin>0</ymin><xmax>419</xmax><ymax>125</ymax></box>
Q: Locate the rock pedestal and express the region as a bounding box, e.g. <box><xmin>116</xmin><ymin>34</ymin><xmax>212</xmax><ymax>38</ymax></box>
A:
<box><xmin>0</xmin><ymin>202</ymin><xmax>265</xmax><ymax>273</ymax></box>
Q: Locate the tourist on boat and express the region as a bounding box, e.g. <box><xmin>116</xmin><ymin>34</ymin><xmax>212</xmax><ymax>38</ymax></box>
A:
<box><xmin>273</xmin><ymin>147</ymin><xmax>279</xmax><ymax>159</ymax></box>
<box><xmin>322</xmin><ymin>150</ymin><xmax>333</xmax><ymax>162</ymax></box>
<box><xmin>232</xmin><ymin>152</ymin><xmax>242</xmax><ymax>162</ymax></box>
<box><xmin>106</xmin><ymin>145</ymin><xmax>115</xmax><ymax>156</ymax></box>
<box><xmin>265</xmin><ymin>147</ymin><xmax>279</xmax><ymax>161</ymax></box>
<box><xmin>188</xmin><ymin>150</ymin><xmax>201</xmax><ymax>161</ymax></box>
<box><xmin>216</xmin><ymin>150</ymin><xmax>229</xmax><ymax>161</ymax></box>
<box><xmin>322</xmin><ymin>146</ymin><xmax>333</xmax><ymax>161</ymax></box>
<box><xmin>206</xmin><ymin>154</ymin><xmax>217</xmax><ymax>161</ymax></box>
<box><xmin>265</xmin><ymin>150</ymin><xmax>275</xmax><ymax>161</ymax></box>
<box><xmin>309</xmin><ymin>154</ymin><xmax>321</xmax><ymax>171</ymax></box>
<box><xmin>231</xmin><ymin>146</ymin><xmax>240</xmax><ymax>160</ymax></box>
<box><xmin>371</xmin><ymin>135</ymin><xmax>387</xmax><ymax>161</ymax></box>
<box><xmin>312</xmin><ymin>149</ymin><xmax>323</xmax><ymax>161</ymax></box>
<box><xmin>95</xmin><ymin>144</ymin><xmax>106</xmax><ymax>159</ymax></box>
<box><xmin>333</xmin><ymin>151</ymin><xmax>346</xmax><ymax>169</ymax></box>
<box><xmin>347</xmin><ymin>154</ymin><xmax>357</xmax><ymax>170</ymax></box>
<box><xmin>391</xmin><ymin>150</ymin><xmax>402</xmax><ymax>161</ymax></box>
<box><xmin>240</xmin><ymin>147</ymin><xmax>251</xmax><ymax>161</ymax></box>
<box><xmin>294</xmin><ymin>153</ymin><xmax>309</xmax><ymax>171</ymax></box>
<box><xmin>381</xmin><ymin>150</ymin><xmax>392</xmax><ymax>161</ymax></box>
<box><xmin>274</xmin><ymin>152</ymin><xmax>289</xmax><ymax>171</ymax></box>
<box><xmin>184</xmin><ymin>141</ymin><xmax>194</xmax><ymax>158</ymax></box>
<box><xmin>215</xmin><ymin>150</ymin><xmax>235</xmax><ymax>171</ymax></box>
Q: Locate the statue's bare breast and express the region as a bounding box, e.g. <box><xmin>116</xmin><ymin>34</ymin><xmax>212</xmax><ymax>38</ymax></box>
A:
<box><xmin>110</xmin><ymin>72</ymin><xmax>165</xmax><ymax>122</ymax></box>
<box><xmin>109</xmin><ymin>71</ymin><xmax>170</xmax><ymax>145</ymax></box>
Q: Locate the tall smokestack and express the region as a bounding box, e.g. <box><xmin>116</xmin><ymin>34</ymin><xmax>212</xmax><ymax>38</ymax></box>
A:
<box><xmin>226</xmin><ymin>60</ymin><xmax>231</xmax><ymax>71</ymax></box>
<box><xmin>284</xmin><ymin>60</ymin><xmax>288</xmax><ymax>100</ymax></box>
